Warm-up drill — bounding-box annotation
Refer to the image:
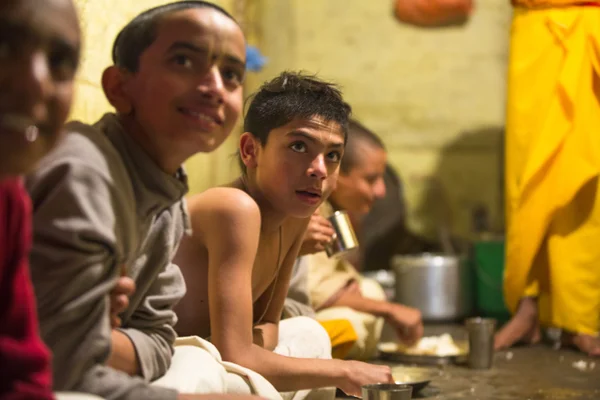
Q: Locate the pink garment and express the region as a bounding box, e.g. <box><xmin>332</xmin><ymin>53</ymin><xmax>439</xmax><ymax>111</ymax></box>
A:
<box><xmin>0</xmin><ymin>178</ymin><xmax>54</xmax><ymax>400</ymax></box>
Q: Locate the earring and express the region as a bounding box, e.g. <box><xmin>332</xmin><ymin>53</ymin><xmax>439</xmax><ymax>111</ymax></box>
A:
<box><xmin>25</xmin><ymin>125</ymin><xmax>39</xmax><ymax>142</ymax></box>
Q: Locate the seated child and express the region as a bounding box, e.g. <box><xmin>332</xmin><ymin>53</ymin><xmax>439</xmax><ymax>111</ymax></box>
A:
<box><xmin>0</xmin><ymin>0</ymin><xmax>110</xmax><ymax>398</ymax></box>
<box><xmin>298</xmin><ymin>120</ymin><xmax>424</xmax><ymax>360</ymax></box>
<box><xmin>283</xmin><ymin>259</ymin><xmax>358</xmax><ymax>361</ymax></box>
<box><xmin>174</xmin><ymin>71</ymin><xmax>394</xmax><ymax>399</ymax></box>
<box><xmin>0</xmin><ymin>0</ymin><xmax>80</xmax><ymax>398</ymax></box>
<box><xmin>26</xmin><ymin>1</ymin><xmax>269</xmax><ymax>399</ymax></box>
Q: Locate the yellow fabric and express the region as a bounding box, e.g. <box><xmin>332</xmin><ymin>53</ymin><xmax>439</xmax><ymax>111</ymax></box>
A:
<box><xmin>504</xmin><ymin>5</ymin><xmax>600</xmax><ymax>335</ymax></box>
<box><xmin>512</xmin><ymin>0</ymin><xmax>600</xmax><ymax>8</ymax></box>
<box><xmin>523</xmin><ymin>281</ymin><xmax>539</xmax><ymax>298</ymax></box>
<box><xmin>305</xmin><ymin>202</ymin><xmax>361</xmax><ymax>309</ymax></box>
<box><xmin>318</xmin><ymin>320</ymin><xmax>358</xmax><ymax>359</ymax></box>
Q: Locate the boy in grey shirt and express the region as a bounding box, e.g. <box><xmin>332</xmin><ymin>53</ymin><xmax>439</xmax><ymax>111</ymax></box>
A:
<box><xmin>27</xmin><ymin>2</ymin><xmax>262</xmax><ymax>399</ymax></box>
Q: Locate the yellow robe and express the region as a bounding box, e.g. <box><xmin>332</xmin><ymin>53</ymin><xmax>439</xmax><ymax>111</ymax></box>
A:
<box><xmin>512</xmin><ymin>0</ymin><xmax>600</xmax><ymax>7</ymax></box>
<box><xmin>505</xmin><ymin>2</ymin><xmax>600</xmax><ymax>335</ymax></box>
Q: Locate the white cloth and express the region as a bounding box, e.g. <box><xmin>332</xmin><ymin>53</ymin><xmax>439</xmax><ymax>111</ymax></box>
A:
<box><xmin>152</xmin><ymin>336</ymin><xmax>281</xmax><ymax>399</ymax></box>
<box><xmin>275</xmin><ymin>317</ymin><xmax>336</xmax><ymax>400</ymax></box>
<box><xmin>315</xmin><ymin>278</ymin><xmax>386</xmax><ymax>361</ymax></box>
<box><xmin>55</xmin><ymin>393</ymin><xmax>104</xmax><ymax>400</ymax></box>
<box><xmin>283</xmin><ymin>258</ymin><xmax>316</xmax><ymax>319</ymax></box>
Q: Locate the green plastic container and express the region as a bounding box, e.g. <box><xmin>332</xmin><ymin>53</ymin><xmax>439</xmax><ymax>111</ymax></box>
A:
<box><xmin>473</xmin><ymin>238</ymin><xmax>511</xmax><ymax>324</ymax></box>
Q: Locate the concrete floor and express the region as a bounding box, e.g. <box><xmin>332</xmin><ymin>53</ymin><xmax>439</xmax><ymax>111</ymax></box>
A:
<box><xmin>336</xmin><ymin>324</ymin><xmax>600</xmax><ymax>399</ymax></box>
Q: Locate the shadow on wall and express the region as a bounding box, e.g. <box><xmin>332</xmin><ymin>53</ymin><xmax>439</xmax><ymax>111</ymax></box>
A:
<box><xmin>414</xmin><ymin>126</ymin><xmax>505</xmax><ymax>243</ymax></box>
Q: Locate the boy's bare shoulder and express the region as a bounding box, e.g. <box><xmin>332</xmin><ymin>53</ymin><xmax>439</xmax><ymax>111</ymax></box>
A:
<box><xmin>187</xmin><ymin>187</ymin><xmax>260</xmax><ymax>225</ymax></box>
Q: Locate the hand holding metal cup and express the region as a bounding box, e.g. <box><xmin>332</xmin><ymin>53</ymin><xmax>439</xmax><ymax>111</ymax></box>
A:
<box><xmin>325</xmin><ymin>210</ymin><xmax>359</xmax><ymax>257</ymax></box>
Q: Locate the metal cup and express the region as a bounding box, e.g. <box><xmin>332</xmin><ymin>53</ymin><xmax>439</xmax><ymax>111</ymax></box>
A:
<box><xmin>465</xmin><ymin>317</ymin><xmax>496</xmax><ymax>369</ymax></box>
<box><xmin>325</xmin><ymin>210</ymin><xmax>359</xmax><ymax>257</ymax></box>
<box><xmin>362</xmin><ymin>383</ymin><xmax>413</xmax><ymax>400</ymax></box>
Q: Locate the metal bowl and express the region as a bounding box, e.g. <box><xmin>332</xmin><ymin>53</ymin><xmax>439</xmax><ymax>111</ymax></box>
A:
<box><xmin>362</xmin><ymin>383</ymin><xmax>412</xmax><ymax>400</ymax></box>
<box><xmin>391</xmin><ymin>366</ymin><xmax>437</xmax><ymax>393</ymax></box>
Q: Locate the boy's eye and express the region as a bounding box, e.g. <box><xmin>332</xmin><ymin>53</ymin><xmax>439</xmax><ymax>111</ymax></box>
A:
<box><xmin>0</xmin><ymin>36</ymin><xmax>78</xmax><ymax>83</ymax></box>
<box><xmin>0</xmin><ymin>23</ymin><xmax>39</xmax><ymax>62</ymax></box>
<box><xmin>0</xmin><ymin>36</ymin><xmax>20</xmax><ymax>60</ymax></box>
<box><xmin>290</xmin><ymin>142</ymin><xmax>307</xmax><ymax>153</ymax></box>
<box><xmin>0</xmin><ymin>41</ymin><xmax>11</xmax><ymax>59</ymax></box>
<box><xmin>326</xmin><ymin>151</ymin><xmax>342</xmax><ymax>163</ymax></box>
<box><xmin>366</xmin><ymin>175</ymin><xmax>380</xmax><ymax>184</ymax></box>
<box><xmin>221</xmin><ymin>67</ymin><xmax>245</xmax><ymax>86</ymax></box>
<box><xmin>172</xmin><ymin>54</ymin><xmax>193</xmax><ymax>68</ymax></box>
<box><xmin>49</xmin><ymin>48</ymin><xmax>79</xmax><ymax>82</ymax></box>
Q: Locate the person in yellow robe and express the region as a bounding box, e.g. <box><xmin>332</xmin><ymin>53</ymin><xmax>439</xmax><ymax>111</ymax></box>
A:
<box><xmin>496</xmin><ymin>0</ymin><xmax>600</xmax><ymax>355</ymax></box>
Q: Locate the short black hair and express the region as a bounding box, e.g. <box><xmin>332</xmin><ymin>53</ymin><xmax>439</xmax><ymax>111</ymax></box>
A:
<box><xmin>112</xmin><ymin>1</ymin><xmax>237</xmax><ymax>72</ymax></box>
<box><xmin>340</xmin><ymin>119</ymin><xmax>385</xmax><ymax>174</ymax></box>
<box><xmin>240</xmin><ymin>71</ymin><xmax>352</xmax><ymax>172</ymax></box>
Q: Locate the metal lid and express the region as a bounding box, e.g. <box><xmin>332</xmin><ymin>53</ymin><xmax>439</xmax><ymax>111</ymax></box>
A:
<box><xmin>391</xmin><ymin>253</ymin><xmax>462</xmax><ymax>268</ymax></box>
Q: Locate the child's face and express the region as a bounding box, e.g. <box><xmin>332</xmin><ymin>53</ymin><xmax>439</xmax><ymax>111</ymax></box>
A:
<box><xmin>0</xmin><ymin>0</ymin><xmax>80</xmax><ymax>178</ymax></box>
<box><xmin>330</xmin><ymin>143</ymin><xmax>387</xmax><ymax>215</ymax></box>
<box><xmin>120</xmin><ymin>8</ymin><xmax>245</xmax><ymax>165</ymax></box>
<box><xmin>253</xmin><ymin>117</ymin><xmax>345</xmax><ymax>218</ymax></box>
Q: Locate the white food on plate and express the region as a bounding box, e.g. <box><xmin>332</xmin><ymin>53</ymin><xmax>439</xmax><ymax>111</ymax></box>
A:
<box><xmin>379</xmin><ymin>334</ymin><xmax>462</xmax><ymax>356</ymax></box>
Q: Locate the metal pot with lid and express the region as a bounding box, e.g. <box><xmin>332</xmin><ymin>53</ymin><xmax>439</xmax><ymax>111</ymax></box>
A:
<box><xmin>392</xmin><ymin>253</ymin><xmax>474</xmax><ymax>322</ymax></box>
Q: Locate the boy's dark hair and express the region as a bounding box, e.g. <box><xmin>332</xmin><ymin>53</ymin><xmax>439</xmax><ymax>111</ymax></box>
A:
<box><xmin>340</xmin><ymin>119</ymin><xmax>385</xmax><ymax>174</ymax></box>
<box><xmin>240</xmin><ymin>71</ymin><xmax>352</xmax><ymax>172</ymax></box>
<box><xmin>112</xmin><ymin>1</ymin><xmax>237</xmax><ymax>73</ymax></box>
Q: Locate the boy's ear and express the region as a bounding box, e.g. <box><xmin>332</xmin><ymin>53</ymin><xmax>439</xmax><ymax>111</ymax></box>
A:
<box><xmin>101</xmin><ymin>66</ymin><xmax>133</xmax><ymax>115</ymax></box>
<box><xmin>239</xmin><ymin>132</ymin><xmax>260</xmax><ymax>169</ymax></box>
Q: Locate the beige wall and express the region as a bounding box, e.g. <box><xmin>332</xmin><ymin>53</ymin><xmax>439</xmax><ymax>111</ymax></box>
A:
<box><xmin>71</xmin><ymin>0</ymin><xmax>512</xmax><ymax>239</ymax></box>
<box><xmin>245</xmin><ymin>0</ymin><xmax>512</xmax><ymax>239</ymax></box>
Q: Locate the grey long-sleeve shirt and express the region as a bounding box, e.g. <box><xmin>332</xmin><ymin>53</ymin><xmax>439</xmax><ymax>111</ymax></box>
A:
<box><xmin>26</xmin><ymin>113</ymin><xmax>189</xmax><ymax>400</ymax></box>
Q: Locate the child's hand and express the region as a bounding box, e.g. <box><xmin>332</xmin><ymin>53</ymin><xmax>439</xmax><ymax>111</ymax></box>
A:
<box><xmin>386</xmin><ymin>303</ymin><xmax>424</xmax><ymax>346</ymax></box>
<box><xmin>109</xmin><ymin>267</ymin><xmax>135</xmax><ymax>328</ymax></box>
<box><xmin>299</xmin><ymin>210</ymin><xmax>335</xmax><ymax>256</ymax></box>
<box><xmin>336</xmin><ymin>360</ymin><xmax>393</xmax><ymax>397</ymax></box>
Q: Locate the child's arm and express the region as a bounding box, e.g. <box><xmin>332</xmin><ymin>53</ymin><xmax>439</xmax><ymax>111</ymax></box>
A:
<box><xmin>199</xmin><ymin>188</ymin><xmax>261</xmax><ymax>357</ymax></box>
<box><xmin>110</xmin><ymin>259</ymin><xmax>185</xmax><ymax>379</ymax></box>
<box><xmin>199</xmin><ymin>188</ymin><xmax>393</xmax><ymax>397</ymax></box>
<box><xmin>330</xmin><ymin>286</ymin><xmax>424</xmax><ymax>345</ymax></box>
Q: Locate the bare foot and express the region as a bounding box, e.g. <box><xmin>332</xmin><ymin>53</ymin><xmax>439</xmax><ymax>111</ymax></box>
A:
<box><xmin>564</xmin><ymin>334</ymin><xmax>600</xmax><ymax>357</ymax></box>
<box><xmin>494</xmin><ymin>297</ymin><xmax>541</xmax><ymax>350</ymax></box>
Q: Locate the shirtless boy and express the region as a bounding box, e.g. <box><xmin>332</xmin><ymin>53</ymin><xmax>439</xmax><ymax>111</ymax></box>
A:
<box><xmin>175</xmin><ymin>71</ymin><xmax>393</xmax><ymax>398</ymax></box>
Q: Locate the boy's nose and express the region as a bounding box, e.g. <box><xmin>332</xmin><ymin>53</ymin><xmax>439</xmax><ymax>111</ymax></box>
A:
<box><xmin>308</xmin><ymin>155</ymin><xmax>327</xmax><ymax>179</ymax></box>
<box><xmin>20</xmin><ymin>51</ymin><xmax>52</xmax><ymax>121</ymax></box>
<box><xmin>199</xmin><ymin>65</ymin><xmax>225</xmax><ymax>103</ymax></box>
<box><xmin>373</xmin><ymin>177</ymin><xmax>386</xmax><ymax>199</ymax></box>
